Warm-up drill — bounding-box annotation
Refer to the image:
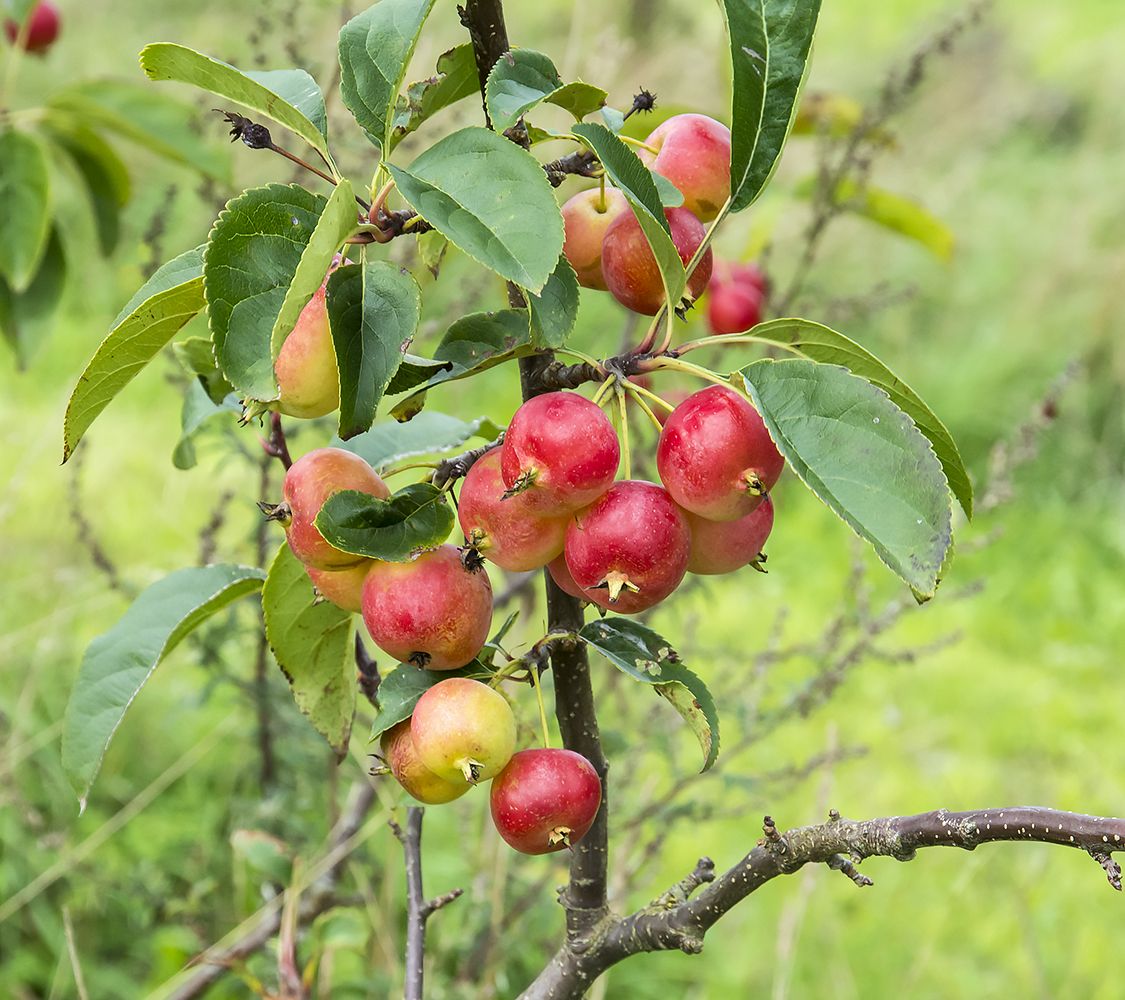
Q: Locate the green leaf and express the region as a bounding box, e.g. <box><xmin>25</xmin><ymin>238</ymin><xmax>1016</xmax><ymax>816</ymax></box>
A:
<box><xmin>316</xmin><ymin>483</ymin><xmax>454</xmax><ymax>561</ymax></box>
<box><xmin>327</xmin><ymin>260</ymin><xmax>421</xmax><ymax>440</ymax></box>
<box><xmin>527</xmin><ymin>254</ymin><xmax>579</xmax><ymax>349</ymax></box>
<box><xmin>139</xmin><ymin>44</ymin><xmax>331</xmax><ymax>162</ymax></box>
<box><xmin>0</xmin><ymin>129</ymin><xmax>51</xmax><ymax>291</ymax></box>
<box><xmin>338</xmin><ymin>0</ymin><xmax>437</xmax><ymax>156</ymax></box>
<box><xmin>390</xmin><ymin>44</ymin><xmax>479</xmax><ymax>150</ymax></box>
<box><xmin>63</xmin><ymin>247</ymin><xmax>206</xmax><ymax>461</ymax></box>
<box><xmin>370</xmin><ymin>661</ymin><xmax>493</xmax><ymax>740</ymax></box>
<box><xmin>172</xmin><ymin>383</ymin><xmax>241</xmax><ymax>470</ymax></box>
<box><xmin>204</xmin><ymin>184</ymin><xmax>350</xmax><ymax>402</ymax></box>
<box><xmin>385</xmin><ymin>354</ymin><xmax>453</xmax><ymax>394</ymax></box>
<box><xmin>740</xmin><ymin>358</ymin><xmax>952</xmax><ymax>598</ymax></box>
<box><xmin>485</xmin><ymin>49</ymin><xmax>606</xmax><ymax>132</ymax></box>
<box><xmin>172</xmin><ymin>336</ymin><xmax>234</xmax><ymax>404</ymax></box>
<box><xmin>49</xmin><ymin>81</ymin><xmax>229</xmax><ymax>179</ymax></box>
<box><xmin>0</xmin><ymin>228</ymin><xmax>66</xmax><ymax>369</ymax></box>
<box><xmin>61</xmin><ymin>564</ymin><xmax>266</xmax><ymax>807</ymax></box>
<box><xmin>748</xmin><ymin>318</ymin><xmax>972</xmax><ymax>518</ymax></box>
<box><xmin>43</xmin><ymin>118</ymin><xmax>130</xmax><ymax>255</ymax></box>
<box><xmin>651</xmin><ymin>170</ymin><xmax>685</xmax><ymax>208</ymax></box>
<box><xmin>723</xmin><ymin>0</ymin><xmax>822</xmax><ymax>212</ymax></box>
<box><xmin>388</xmin><ymin>127</ymin><xmax>564</xmax><ymax>292</ymax></box>
<box><xmin>334</xmin><ymin>412</ymin><xmax>501</xmax><ymax>469</ymax></box>
<box><xmin>579</xmin><ymin>618</ymin><xmax>719</xmax><ymax>772</ymax></box>
<box><xmin>262</xmin><ymin>544</ymin><xmax>355</xmax><ymax>755</ymax></box>
<box><xmin>571</xmin><ymin>122</ymin><xmax>686</xmax><ymax>305</ymax></box>
<box><xmin>794</xmin><ymin>176</ymin><xmax>954</xmax><ymax>261</ymax></box>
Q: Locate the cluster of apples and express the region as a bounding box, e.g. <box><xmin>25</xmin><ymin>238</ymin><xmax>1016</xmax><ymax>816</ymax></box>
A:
<box><xmin>4</xmin><ymin>1</ymin><xmax>60</xmax><ymax>54</ymax></box>
<box><xmin>464</xmin><ymin>386</ymin><xmax>782</xmax><ymax>615</ymax></box>
<box><xmin>380</xmin><ymin>679</ymin><xmax>602</xmax><ymax>855</ymax></box>
<box><xmin>561</xmin><ymin>113</ymin><xmax>730</xmax><ymax>314</ymax></box>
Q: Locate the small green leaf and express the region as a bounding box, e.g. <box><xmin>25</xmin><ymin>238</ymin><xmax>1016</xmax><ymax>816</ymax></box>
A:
<box><xmin>370</xmin><ymin>661</ymin><xmax>493</xmax><ymax>741</ymax></box>
<box><xmin>316</xmin><ymin>483</ymin><xmax>454</xmax><ymax>561</ymax></box>
<box><xmin>338</xmin><ymin>0</ymin><xmax>438</xmax><ymax>155</ymax></box>
<box><xmin>388</xmin><ymin>127</ymin><xmax>563</xmax><ymax>292</ymax></box>
<box><xmin>386</xmin><ymin>354</ymin><xmax>453</xmax><ymax>394</ymax></box>
<box><xmin>49</xmin><ymin>81</ymin><xmax>229</xmax><ymax>179</ymax></box>
<box><xmin>571</xmin><ymin>122</ymin><xmax>686</xmax><ymax>306</ymax></box>
<box><xmin>0</xmin><ymin>129</ymin><xmax>51</xmax><ymax>291</ymax></box>
<box><xmin>526</xmin><ymin>254</ymin><xmax>580</xmax><ymax>349</ymax></box>
<box><xmin>391</xmin><ymin>44</ymin><xmax>479</xmax><ymax>150</ymax></box>
<box><xmin>579</xmin><ymin>618</ymin><xmax>719</xmax><ymax>772</ymax></box>
<box><xmin>0</xmin><ymin>228</ymin><xmax>66</xmax><ymax>369</ymax></box>
<box><xmin>748</xmin><ymin>318</ymin><xmax>972</xmax><ymax>518</ymax></box>
<box><xmin>63</xmin><ymin>247</ymin><xmax>205</xmax><ymax>461</ymax></box>
<box><xmin>262</xmin><ymin>544</ymin><xmax>355</xmax><ymax>755</ymax></box>
<box><xmin>172</xmin><ymin>336</ymin><xmax>233</xmax><ymax>404</ymax></box>
<box><xmin>740</xmin><ymin>358</ymin><xmax>952</xmax><ymax>598</ymax></box>
<box><xmin>334</xmin><ymin>412</ymin><xmax>501</xmax><ymax>469</ymax></box>
<box><xmin>61</xmin><ymin>565</ymin><xmax>265</xmax><ymax>807</ymax></box>
<box><xmin>724</xmin><ymin>0</ymin><xmax>822</xmax><ymax>212</ymax></box>
<box><xmin>485</xmin><ymin>49</ymin><xmax>606</xmax><ymax>132</ymax></box>
<box><xmin>43</xmin><ymin>118</ymin><xmax>130</xmax><ymax>255</ymax></box>
<box><xmin>327</xmin><ymin>260</ymin><xmax>422</xmax><ymax>440</ymax></box>
<box><xmin>140</xmin><ymin>44</ymin><xmax>331</xmax><ymax>161</ymax></box>
<box><xmin>203</xmin><ymin>184</ymin><xmax>329</xmax><ymax>401</ymax></box>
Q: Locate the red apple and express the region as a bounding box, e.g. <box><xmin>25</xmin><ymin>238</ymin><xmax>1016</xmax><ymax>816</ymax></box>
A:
<box><xmin>4</xmin><ymin>2</ymin><xmax>60</xmax><ymax>54</ymax></box>
<box><xmin>639</xmin><ymin>114</ymin><xmax>731</xmax><ymax>222</ymax></box>
<box><xmin>657</xmin><ymin>386</ymin><xmax>784</xmax><ymax>521</ymax></box>
<box><xmin>561</xmin><ymin>187</ymin><xmax>628</xmax><ymax>290</ymax></box>
<box><xmin>411</xmin><ymin>677</ymin><xmax>516</xmax><ymax>784</ymax></box>
<box><xmin>361</xmin><ymin>545</ymin><xmax>493</xmax><ymax>671</ymax></box>
<box><xmin>601</xmin><ymin>206</ymin><xmax>713</xmax><ymax>315</ymax></box>
<box><xmin>490</xmin><ymin>748</ymin><xmax>602</xmax><ymax>855</ymax></box>
<box><xmin>380</xmin><ymin>719</ymin><xmax>470</xmax><ymax>804</ymax></box>
<box><xmin>564</xmin><ymin>480</ymin><xmax>691</xmax><ymax>614</ymax></box>
<box><xmin>458</xmin><ymin>449</ymin><xmax>568</xmax><ymax>571</ymax></box>
<box><xmin>306</xmin><ymin>560</ymin><xmax>373</xmax><ymax>613</ymax></box>
<box><xmin>686</xmin><ymin>495</ymin><xmax>774</xmax><ymax>575</ymax></box>
<box><xmin>708</xmin><ymin>281</ymin><xmax>763</xmax><ymax>335</ymax></box>
<box><xmin>283</xmin><ymin>448</ymin><xmax>390</xmax><ymax>570</ymax></box>
<box><xmin>547</xmin><ymin>553</ymin><xmax>586</xmax><ymax>600</ymax></box>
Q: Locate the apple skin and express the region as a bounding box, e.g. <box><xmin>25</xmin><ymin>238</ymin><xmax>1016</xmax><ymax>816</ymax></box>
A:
<box><xmin>561</xmin><ymin>187</ymin><xmax>628</xmax><ymax>290</ymax></box>
<box><xmin>601</xmin><ymin>206</ymin><xmax>713</xmax><ymax>315</ymax></box>
<box><xmin>458</xmin><ymin>449</ymin><xmax>568</xmax><ymax>572</ymax></box>
<box><xmin>656</xmin><ymin>386</ymin><xmax>784</xmax><ymax>522</ymax></box>
<box><xmin>547</xmin><ymin>553</ymin><xmax>586</xmax><ymax>600</ymax></box>
<box><xmin>306</xmin><ymin>560</ymin><xmax>374</xmax><ymax>613</ymax></box>
<box><xmin>501</xmin><ymin>392</ymin><xmax>620</xmax><ymax>516</ymax></box>
<box><xmin>274</xmin><ymin>282</ymin><xmax>340</xmax><ymax>419</ymax></box>
<box><xmin>380</xmin><ymin>719</ymin><xmax>470</xmax><ymax>804</ymax></box>
<box><xmin>490</xmin><ymin>748</ymin><xmax>602</xmax><ymax>855</ymax></box>
<box><xmin>283</xmin><ymin>448</ymin><xmax>391</xmax><ymax>570</ymax></box>
<box><xmin>361</xmin><ymin>545</ymin><xmax>493</xmax><ymax>671</ymax></box>
<box><xmin>686</xmin><ymin>495</ymin><xmax>774</xmax><ymax>575</ymax></box>
<box><xmin>4</xmin><ymin>2</ymin><xmax>60</xmax><ymax>54</ymax></box>
<box><xmin>707</xmin><ymin>281</ymin><xmax>764</xmax><ymax>335</ymax></box>
<box><xmin>639</xmin><ymin>114</ymin><xmax>731</xmax><ymax>222</ymax></box>
<box><xmin>411</xmin><ymin>677</ymin><xmax>517</xmax><ymax>784</ymax></box>
<box><xmin>563</xmin><ymin>480</ymin><xmax>691</xmax><ymax>615</ymax></box>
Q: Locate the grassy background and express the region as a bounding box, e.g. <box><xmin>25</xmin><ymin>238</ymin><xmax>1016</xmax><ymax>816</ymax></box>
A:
<box><xmin>1</xmin><ymin>0</ymin><xmax>1123</xmax><ymax>996</ymax></box>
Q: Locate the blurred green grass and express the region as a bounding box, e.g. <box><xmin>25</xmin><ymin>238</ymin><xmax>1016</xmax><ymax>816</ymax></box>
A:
<box><xmin>2</xmin><ymin>0</ymin><xmax>1123</xmax><ymax>997</ymax></box>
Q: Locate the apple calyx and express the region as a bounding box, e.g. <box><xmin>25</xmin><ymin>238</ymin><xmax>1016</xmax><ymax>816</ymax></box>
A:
<box><xmin>591</xmin><ymin>570</ymin><xmax>641</xmax><ymax>604</ymax></box>
<box><xmin>749</xmin><ymin>553</ymin><xmax>769</xmax><ymax>574</ymax></box>
<box><xmin>460</xmin><ymin>758</ymin><xmax>486</xmax><ymax>784</ymax></box>
<box><xmin>408</xmin><ymin>651</ymin><xmax>433</xmax><ymax>668</ymax></box>
<box><xmin>459</xmin><ymin>543</ymin><xmax>487</xmax><ymax>573</ymax></box>
<box><xmin>547</xmin><ymin>826</ymin><xmax>573</xmax><ymax>848</ymax></box>
<box><xmin>740</xmin><ymin>470</ymin><xmax>768</xmax><ymax>497</ymax></box>
<box><xmin>257</xmin><ymin>500</ymin><xmax>292</xmax><ymax>527</ymax></box>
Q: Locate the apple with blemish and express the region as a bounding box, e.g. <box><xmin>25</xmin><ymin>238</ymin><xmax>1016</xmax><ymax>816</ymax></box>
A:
<box><xmin>601</xmin><ymin>206</ymin><xmax>713</xmax><ymax>315</ymax></box>
<box><xmin>638</xmin><ymin>113</ymin><xmax>731</xmax><ymax>222</ymax></box>
<box><xmin>361</xmin><ymin>544</ymin><xmax>493</xmax><ymax>671</ymax></box>
<box><xmin>282</xmin><ymin>448</ymin><xmax>390</xmax><ymax>570</ymax></box>
<box><xmin>561</xmin><ymin>187</ymin><xmax>628</xmax><ymax>290</ymax></box>
<box><xmin>380</xmin><ymin>719</ymin><xmax>470</xmax><ymax>804</ymax></box>
<box><xmin>411</xmin><ymin>677</ymin><xmax>516</xmax><ymax>784</ymax></box>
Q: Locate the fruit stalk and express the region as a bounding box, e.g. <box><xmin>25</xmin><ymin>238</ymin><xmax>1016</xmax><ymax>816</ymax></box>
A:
<box><xmin>462</xmin><ymin>0</ymin><xmax>612</xmax><ymax>936</ymax></box>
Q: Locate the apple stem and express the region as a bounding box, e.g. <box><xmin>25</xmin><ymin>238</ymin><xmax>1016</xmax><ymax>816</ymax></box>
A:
<box><xmin>618</xmin><ymin>134</ymin><xmax>660</xmax><ymax>156</ymax></box>
<box><xmin>622</xmin><ymin>382</ymin><xmax>665</xmax><ymax>432</ymax></box>
<box><xmin>528</xmin><ymin>663</ymin><xmax>552</xmax><ymax>749</ymax></box>
<box><xmin>675</xmin><ymin>332</ymin><xmax>807</xmax><ymax>357</ymax></box>
<box><xmin>597</xmin><ymin>173</ymin><xmax>608</xmax><ymax>213</ymax></box>
<box><xmin>590</xmin><ymin>374</ymin><xmax>616</xmax><ymax>408</ymax></box>
<box><xmin>648</xmin><ymin>355</ymin><xmax>731</xmax><ymax>389</ymax></box>
<box><xmin>616</xmin><ymin>384</ymin><xmax>632</xmax><ymax>480</ymax></box>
